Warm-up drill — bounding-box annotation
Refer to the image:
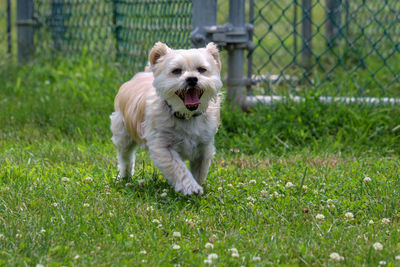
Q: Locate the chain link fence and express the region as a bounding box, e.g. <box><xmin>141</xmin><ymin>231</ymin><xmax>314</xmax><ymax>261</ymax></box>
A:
<box><xmin>33</xmin><ymin>0</ymin><xmax>192</xmax><ymax>73</ymax></box>
<box><xmin>250</xmin><ymin>0</ymin><xmax>400</xmax><ymax>97</ymax></box>
<box><xmin>1</xmin><ymin>0</ymin><xmax>399</xmax><ymax>97</ymax></box>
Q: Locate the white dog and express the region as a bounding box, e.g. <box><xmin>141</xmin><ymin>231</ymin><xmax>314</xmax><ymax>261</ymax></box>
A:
<box><xmin>110</xmin><ymin>42</ymin><xmax>222</xmax><ymax>195</ymax></box>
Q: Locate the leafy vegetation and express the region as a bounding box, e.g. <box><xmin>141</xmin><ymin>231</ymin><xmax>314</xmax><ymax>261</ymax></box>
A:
<box><xmin>0</xmin><ymin>56</ymin><xmax>399</xmax><ymax>266</ymax></box>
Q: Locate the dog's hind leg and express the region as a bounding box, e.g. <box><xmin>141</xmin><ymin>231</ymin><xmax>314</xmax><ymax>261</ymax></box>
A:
<box><xmin>110</xmin><ymin>111</ymin><xmax>137</xmax><ymax>181</ymax></box>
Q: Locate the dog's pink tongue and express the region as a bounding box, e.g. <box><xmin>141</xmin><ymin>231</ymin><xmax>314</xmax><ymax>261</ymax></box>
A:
<box><xmin>184</xmin><ymin>88</ymin><xmax>201</xmax><ymax>106</ymax></box>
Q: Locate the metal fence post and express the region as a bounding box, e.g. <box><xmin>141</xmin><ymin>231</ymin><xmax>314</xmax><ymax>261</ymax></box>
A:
<box><xmin>17</xmin><ymin>0</ymin><xmax>34</xmax><ymax>63</ymax></box>
<box><xmin>326</xmin><ymin>0</ymin><xmax>342</xmax><ymax>48</ymax></box>
<box><xmin>301</xmin><ymin>0</ymin><xmax>312</xmax><ymax>74</ymax></box>
<box><xmin>7</xmin><ymin>0</ymin><xmax>12</xmax><ymax>55</ymax></box>
<box><xmin>246</xmin><ymin>0</ymin><xmax>254</xmax><ymax>96</ymax></box>
<box><xmin>191</xmin><ymin>0</ymin><xmax>217</xmax><ymax>48</ymax></box>
<box><xmin>226</xmin><ymin>0</ymin><xmax>246</xmax><ymax>107</ymax></box>
<box><xmin>112</xmin><ymin>0</ymin><xmax>120</xmax><ymax>58</ymax></box>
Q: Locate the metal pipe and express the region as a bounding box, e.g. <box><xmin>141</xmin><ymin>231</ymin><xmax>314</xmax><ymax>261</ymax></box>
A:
<box><xmin>7</xmin><ymin>0</ymin><xmax>11</xmax><ymax>55</ymax></box>
<box><xmin>244</xmin><ymin>95</ymin><xmax>400</xmax><ymax>109</ymax></box>
<box><xmin>191</xmin><ymin>0</ymin><xmax>217</xmax><ymax>48</ymax></box>
<box><xmin>226</xmin><ymin>0</ymin><xmax>246</xmax><ymax>107</ymax></box>
<box><xmin>301</xmin><ymin>0</ymin><xmax>312</xmax><ymax>74</ymax></box>
<box><xmin>326</xmin><ymin>0</ymin><xmax>342</xmax><ymax>48</ymax></box>
<box><xmin>246</xmin><ymin>0</ymin><xmax>254</xmax><ymax>96</ymax></box>
<box><xmin>17</xmin><ymin>0</ymin><xmax>34</xmax><ymax>63</ymax></box>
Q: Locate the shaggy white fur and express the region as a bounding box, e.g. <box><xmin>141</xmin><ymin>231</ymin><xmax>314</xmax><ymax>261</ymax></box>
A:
<box><xmin>110</xmin><ymin>42</ymin><xmax>222</xmax><ymax>195</ymax></box>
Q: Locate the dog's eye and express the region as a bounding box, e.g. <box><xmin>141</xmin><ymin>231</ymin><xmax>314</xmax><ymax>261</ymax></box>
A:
<box><xmin>197</xmin><ymin>67</ymin><xmax>207</xmax><ymax>73</ymax></box>
<box><xmin>172</xmin><ymin>68</ymin><xmax>182</xmax><ymax>75</ymax></box>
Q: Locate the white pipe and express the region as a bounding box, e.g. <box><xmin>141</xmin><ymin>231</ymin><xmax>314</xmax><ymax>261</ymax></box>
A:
<box><xmin>244</xmin><ymin>95</ymin><xmax>400</xmax><ymax>108</ymax></box>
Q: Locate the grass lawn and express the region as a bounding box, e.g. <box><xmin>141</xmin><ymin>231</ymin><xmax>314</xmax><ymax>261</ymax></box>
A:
<box><xmin>1</xmin><ymin>55</ymin><xmax>400</xmax><ymax>266</ymax></box>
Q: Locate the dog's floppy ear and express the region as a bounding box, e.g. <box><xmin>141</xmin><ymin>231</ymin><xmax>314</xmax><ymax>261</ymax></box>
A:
<box><xmin>149</xmin><ymin>42</ymin><xmax>170</xmax><ymax>67</ymax></box>
<box><xmin>206</xmin><ymin>42</ymin><xmax>221</xmax><ymax>70</ymax></box>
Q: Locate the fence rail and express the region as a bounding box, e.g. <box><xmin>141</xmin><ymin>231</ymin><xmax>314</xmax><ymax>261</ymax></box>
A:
<box><xmin>1</xmin><ymin>0</ymin><xmax>399</xmax><ymax>103</ymax></box>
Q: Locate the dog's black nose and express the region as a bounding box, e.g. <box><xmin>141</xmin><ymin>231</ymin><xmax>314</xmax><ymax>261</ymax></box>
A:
<box><xmin>186</xmin><ymin>76</ymin><xmax>198</xmax><ymax>87</ymax></box>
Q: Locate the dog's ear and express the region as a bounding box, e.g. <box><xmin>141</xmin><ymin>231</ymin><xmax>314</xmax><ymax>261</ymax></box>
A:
<box><xmin>206</xmin><ymin>42</ymin><xmax>221</xmax><ymax>70</ymax></box>
<box><xmin>149</xmin><ymin>42</ymin><xmax>170</xmax><ymax>67</ymax></box>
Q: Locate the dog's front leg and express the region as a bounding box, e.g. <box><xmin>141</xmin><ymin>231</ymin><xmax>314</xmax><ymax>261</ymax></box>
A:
<box><xmin>148</xmin><ymin>142</ymin><xmax>203</xmax><ymax>196</ymax></box>
<box><xmin>190</xmin><ymin>142</ymin><xmax>215</xmax><ymax>185</ymax></box>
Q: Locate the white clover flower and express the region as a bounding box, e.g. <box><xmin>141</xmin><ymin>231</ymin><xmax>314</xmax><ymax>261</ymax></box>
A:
<box><xmin>230</xmin><ymin>148</ymin><xmax>240</xmax><ymax>153</ymax></box>
<box><xmin>260</xmin><ymin>190</ymin><xmax>268</xmax><ymax>197</ymax></box>
<box><xmin>52</xmin><ymin>202</ymin><xmax>59</xmax><ymax>207</ymax></box>
<box><xmin>395</xmin><ymin>255</ymin><xmax>400</xmax><ymax>260</ymax></box>
<box><xmin>344</xmin><ymin>212</ymin><xmax>354</xmax><ymax>220</ymax></box>
<box><xmin>36</xmin><ymin>264</ymin><xmax>44</xmax><ymax>267</ymax></box>
<box><xmin>172</xmin><ymin>244</ymin><xmax>180</xmax><ymax>250</ymax></box>
<box><xmin>363</xmin><ymin>177</ymin><xmax>372</xmax><ymax>183</ymax></box>
<box><xmin>379</xmin><ymin>260</ymin><xmax>386</xmax><ymax>265</ymax></box>
<box><xmin>160</xmin><ymin>192</ymin><xmax>167</xmax><ymax>198</ymax></box>
<box><xmin>146</xmin><ymin>206</ymin><xmax>154</xmax><ymax>212</ymax></box>
<box><xmin>217</xmin><ymin>187</ymin><xmax>223</xmax><ymax>192</ymax></box>
<box><xmin>271</xmin><ymin>191</ymin><xmax>280</xmax><ymax>198</ymax></box>
<box><xmin>44</xmin><ymin>80</ymin><xmax>50</xmax><ymax>85</ymax></box>
<box><xmin>252</xmin><ymin>256</ymin><xmax>261</xmax><ymax>262</ymax></box>
<box><xmin>173</xmin><ymin>232</ymin><xmax>181</xmax><ymax>238</ymax></box>
<box><xmin>238</xmin><ymin>182</ymin><xmax>245</xmax><ymax>187</ymax></box>
<box><xmin>381</xmin><ymin>218</ymin><xmax>390</xmax><ymax>224</ymax></box>
<box><xmin>207</xmin><ymin>253</ymin><xmax>218</xmax><ymax>260</ymax></box>
<box><xmin>369</xmin><ymin>219</ymin><xmax>374</xmax><ymax>225</ymax></box>
<box><xmin>246</xmin><ymin>196</ymin><xmax>256</xmax><ymax>202</ymax></box>
<box><xmin>74</xmin><ymin>255</ymin><xmax>80</xmax><ymax>260</ymax></box>
<box><xmin>142</xmin><ymin>260</ymin><xmax>147</xmax><ymax>263</ymax></box>
<box><xmin>316</xmin><ymin>214</ymin><xmax>325</xmax><ymax>220</ymax></box>
<box><xmin>129</xmin><ymin>234</ymin><xmax>134</xmax><ymax>238</ymax></box>
<box><xmin>373</xmin><ymin>242</ymin><xmax>383</xmax><ymax>251</ymax></box>
<box><xmin>205</xmin><ymin>242</ymin><xmax>214</xmax><ymax>249</ymax></box>
<box><xmin>152</xmin><ymin>219</ymin><xmax>160</xmax><ymax>224</ymax></box>
<box><xmin>157</xmin><ymin>224</ymin><xmax>163</xmax><ymax>229</ymax></box>
<box><xmin>139</xmin><ymin>250</ymin><xmax>147</xmax><ymax>255</ymax></box>
<box><xmin>228</xmin><ymin>248</ymin><xmax>238</xmax><ymax>254</ymax></box>
<box><xmin>204</xmin><ymin>259</ymin><xmax>213</xmax><ymax>264</ymax></box>
<box><xmin>15</xmin><ymin>233</ymin><xmax>22</xmax><ymax>238</ymax></box>
<box><xmin>231</xmin><ymin>252</ymin><xmax>239</xmax><ymax>258</ymax></box>
<box><xmin>85</xmin><ymin>176</ymin><xmax>93</xmax><ymax>183</ymax></box>
<box><xmin>40</xmin><ymin>229</ymin><xmax>46</xmax><ymax>234</ymax></box>
<box><xmin>61</xmin><ymin>177</ymin><xmax>70</xmax><ymax>183</ymax></box>
<box><xmin>83</xmin><ymin>203</ymin><xmax>90</xmax><ymax>208</ymax></box>
<box><xmin>137</xmin><ymin>179</ymin><xmax>145</xmax><ymax>186</ymax></box>
<box><xmin>227</xmin><ymin>184</ymin><xmax>233</xmax><ymax>188</ymax></box>
<box><xmin>285</xmin><ymin>182</ymin><xmax>294</xmax><ymax>188</ymax></box>
<box><xmin>246</xmin><ymin>202</ymin><xmax>254</xmax><ymax>208</ymax></box>
<box><xmin>330</xmin><ymin>252</ymin><xmax>344</xmax><ymax>262</ymax></box>
<box><xmin>125</xmin><ymin>183</ymin><xmax>133</xmax><ymax>187</ymax></box>
<box><xmin>327</xmin><ymin>203</ymin><xmax>336</xmax><ymax>209</ymax></box>
<box><xmin>302</xmin><ymin>185</ymin><xmax>308</xmax><ymax>192</ymax></box>
<box><xmin>0</xmin><ymin>234</ymin><xmax>4</xmax><ymax>239</ymax></box>
<box><xmin>163</xmin><ymin>188</ymin><xmax>168</xmax><ymax>193</ymax></box>
<box><xmin>249</xmin><ymin>180</ymin><xmax>257</xmax><ymax>184</ymax></box>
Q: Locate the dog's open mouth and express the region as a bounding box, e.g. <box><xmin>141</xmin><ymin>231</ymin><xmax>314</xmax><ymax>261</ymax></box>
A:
<box><xmin>176</xmin><ymin>87</ymin><xmax>204</xmax><ymax>111</ymax></box>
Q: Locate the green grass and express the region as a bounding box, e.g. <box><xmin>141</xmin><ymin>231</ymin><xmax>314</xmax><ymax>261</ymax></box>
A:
<box><xmin>1</xmin><ymin>55</ymin><xmax>400</xmax><ymax>266</ymax></box>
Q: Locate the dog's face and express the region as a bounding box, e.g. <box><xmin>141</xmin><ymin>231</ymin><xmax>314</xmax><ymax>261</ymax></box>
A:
<box><xmin>149</xmin><ymin>42</ymin><xmax>222</xmax><ymax>117</ymax></box>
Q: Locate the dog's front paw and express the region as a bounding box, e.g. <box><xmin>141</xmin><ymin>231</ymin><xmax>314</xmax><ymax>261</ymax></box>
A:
<box><xmin>175</xmin><ymin>179</ymin><xmax>203</xmax><ymax>196</ymax></box>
